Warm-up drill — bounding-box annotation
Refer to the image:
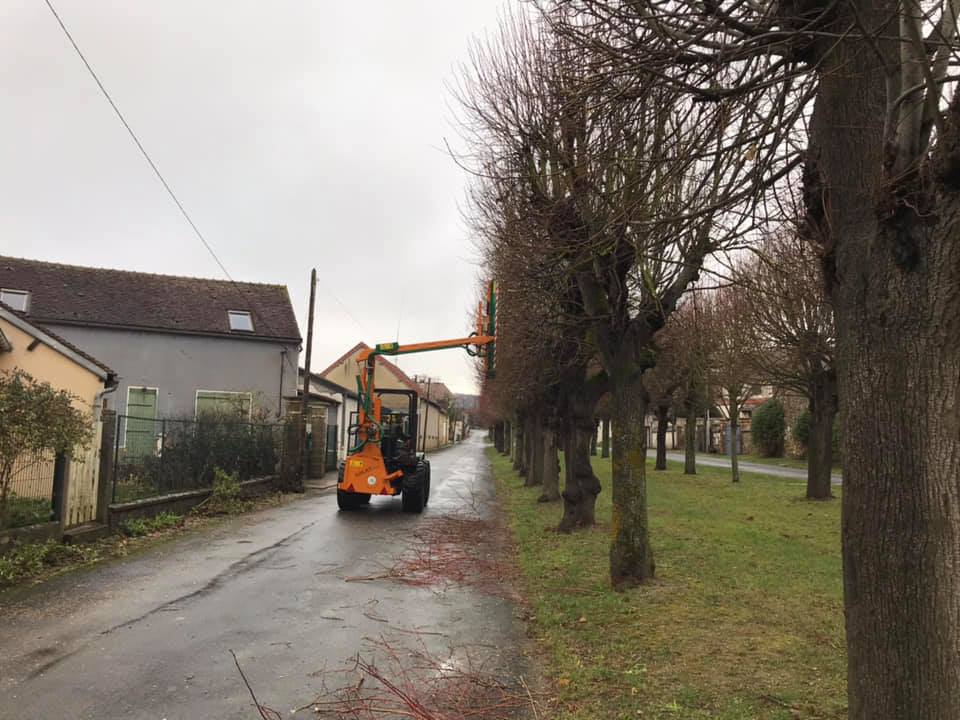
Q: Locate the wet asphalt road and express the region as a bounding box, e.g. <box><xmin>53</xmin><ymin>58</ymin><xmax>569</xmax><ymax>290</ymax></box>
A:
<box><xmin>0</xmin><ymin>435</ymin><xmax>522</xmax><ymax>720</ymax></box>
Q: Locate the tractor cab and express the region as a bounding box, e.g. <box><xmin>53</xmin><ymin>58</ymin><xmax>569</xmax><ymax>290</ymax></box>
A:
<box><xmin>340</xmin><ymin>387</ymin><xmax>431</xmax><ymax>512</ymax></box>
<box><xmin>367</xmin><ymin>388</ymin><xmax>419</xmax><ymax>473</ymax></box>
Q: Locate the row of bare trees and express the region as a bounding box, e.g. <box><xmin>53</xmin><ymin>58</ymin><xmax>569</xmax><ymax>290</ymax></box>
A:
<box><xmin>461</xmin><ymin>2</ymin><xmax>960</xmax><ymax>716</ymax></box>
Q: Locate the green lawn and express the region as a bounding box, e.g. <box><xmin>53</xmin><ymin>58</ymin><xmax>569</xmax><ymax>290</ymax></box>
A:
<box><xmin>489</xmin><ymin>449</ymin><xmax>845</xmax><ymax>719</ymax></box>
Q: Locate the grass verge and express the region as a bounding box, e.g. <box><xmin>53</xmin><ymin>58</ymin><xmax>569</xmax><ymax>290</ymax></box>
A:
<box><xmin>489</xmin><ymin>448</ymin><xmax>845</xmax><ymax>719</ymax></box>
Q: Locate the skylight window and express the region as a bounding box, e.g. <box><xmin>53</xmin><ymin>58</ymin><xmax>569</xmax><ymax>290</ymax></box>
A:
<box><xmin>0</xmin><ymin>289</ymin><xmax>29</xmax><ymax>312</ymax></box>
<box><xmin>227</xmin><ymin>310</ymin><xmax>254</xmax><ymax>332</ymax></box>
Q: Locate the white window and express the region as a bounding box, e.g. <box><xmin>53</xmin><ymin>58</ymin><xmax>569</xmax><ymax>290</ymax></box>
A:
<box><xmin>227</xmin><ymin>310</ymin><xmax>254</xmax><ymax>332</ymax></box>
<box><xmin>0</xmin><ymin>289</ymin><xmax>29</xmax><ymax>312</ymax></box>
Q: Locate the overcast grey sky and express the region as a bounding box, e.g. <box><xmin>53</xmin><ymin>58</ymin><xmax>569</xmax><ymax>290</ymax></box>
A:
<box><xmin>1</xmin><ymin>1</ymin><xmax>503</xmax><ymax>393</ymax></box>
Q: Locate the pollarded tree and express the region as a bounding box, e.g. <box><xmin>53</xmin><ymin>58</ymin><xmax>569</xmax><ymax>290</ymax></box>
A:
<box><xmin>737</xmin><ymin>228</ymin><xmax>837</xmax><ymax>499</ymax></box>
<box><xmin>668</xmin><ymin>295</ymin><xmax>713</xmax><ymax>476</ymax></box>
<box><xmin>700</xmin><ymin>285</ymin><xmax>757</xmax><ymax>483</ymax></box>
<box><xmin>460</xmin><ymin>7</ymin><xmax>784</xmax><ymax>587</ymax></box>
<box><xmin>0</xmin><ymin>369</ymin><xmax>91</xmax><ymax>529</ymax></box>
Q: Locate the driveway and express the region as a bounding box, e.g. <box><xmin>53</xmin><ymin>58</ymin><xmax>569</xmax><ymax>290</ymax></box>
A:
<box><xmin>0</xmin><ymin>435</ymin><xmax>522</xmax><ymax>719</ymax></box>
<box><xmin>649</xmin><ymin>450</ymin><xmax>843</xmax><ymax>485</ymax></box>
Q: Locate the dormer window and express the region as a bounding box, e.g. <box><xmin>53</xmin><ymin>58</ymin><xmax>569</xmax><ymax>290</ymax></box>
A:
<box><xmin>0</xmin><ymin>289</ymin><xmax>29</xmax><ymax>312</ymax></box>
<box><xmin>228</xmin><ymin>310</ymin><xmax>254</xmax><ymax>332</ymax></box>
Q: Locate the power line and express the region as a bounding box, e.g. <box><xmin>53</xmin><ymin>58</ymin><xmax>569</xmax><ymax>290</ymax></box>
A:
<box><xmin>42</xmin><ymin>0</ymin><xmax>294</xmax><ymax>352</ymax></box>
<box><xmin>43</xmin><ymin>0</ymin><xmax>235</xmax><ymax>282</ymax></box>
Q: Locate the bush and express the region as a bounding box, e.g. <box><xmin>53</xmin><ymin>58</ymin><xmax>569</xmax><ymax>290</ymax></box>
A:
<box><xmin>115</xmin><ymin>416</ymin><xmax>282</xmax><ymax>501</ymax></box>
<box><xmin>752</xmin><ymin>399</ymin><xmax>785</xmax><ymax>457</ymax></box>
<box><xmin>792</xmin><ymin>410</ymin><xmax>842</xmax><ymax>464</ymax></box>
<box><xmin>193</xmin><ymin>467</ymin><xmax>250</xmax><ymax>516</ymax></box>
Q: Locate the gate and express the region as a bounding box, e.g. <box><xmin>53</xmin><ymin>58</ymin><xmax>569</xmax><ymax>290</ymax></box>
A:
<box><xmin>64</xmin><ymin>419</ymin><xmax>103</xmax><ymax>526</ymax></box>
<box><xmin>325</xmin><ymin>424</ymin><xmax>338</xmax><ymax>473</ymax></box>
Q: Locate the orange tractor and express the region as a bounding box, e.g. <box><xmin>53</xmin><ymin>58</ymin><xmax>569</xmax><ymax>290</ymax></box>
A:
<box><xmin>336</xmin><ymin>283</ymin><xmax>496</xmax><ymax>512</ymax></box>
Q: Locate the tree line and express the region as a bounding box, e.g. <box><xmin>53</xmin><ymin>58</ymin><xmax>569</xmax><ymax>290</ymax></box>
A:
<box><xmin>457</xmin><ymin>3</ymin><xmax>960</xmax><ymax>718</ymax></box>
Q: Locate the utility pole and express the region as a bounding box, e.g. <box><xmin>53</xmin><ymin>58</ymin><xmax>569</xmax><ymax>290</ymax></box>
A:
<box><xmin>299</xmin><ymin>268</ymin><xmax>317</xmax><ymax>489</ymax></box>
<box><xmin>416</xmin><ymin>375</ymin><xmax>433</xmax><ymax>453</ymax></box>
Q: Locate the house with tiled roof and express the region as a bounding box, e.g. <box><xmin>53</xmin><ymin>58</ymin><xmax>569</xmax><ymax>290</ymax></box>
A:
<box><xmin>319</xmin><ymin>342</ymin><xmax>452</xmax><ymax>451</ymax></box>
<box><xmin>0</xmin><ymin>256</ymin><xmax>301</xmax><ymax>440</ymax></box>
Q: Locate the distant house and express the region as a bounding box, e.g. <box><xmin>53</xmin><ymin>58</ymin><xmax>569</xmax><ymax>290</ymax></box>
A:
<box><xmin>319</xmin><ymin>342</ymin><xmax>450</xmax><ymax>452</ymax></box>
<box><xmin>414</xmin><ymin>378</ymin><xmax>453</xmax><ymax>445</ymax></box>
<box><xmin>0</xmin><ymin>257</ymin><xmax>301</xmax><ymax>441</ymax></box>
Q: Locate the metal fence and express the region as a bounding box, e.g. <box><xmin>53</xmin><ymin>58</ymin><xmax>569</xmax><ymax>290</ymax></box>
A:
<box><xmin>112</xmin><ymin>415</ymin><xmax>290</xmax><ymax>503</ymax></box>
<box><xmin>3</xmin><ymin>449</ymin><xmax>59</xmax><ymax>529</ymax></box>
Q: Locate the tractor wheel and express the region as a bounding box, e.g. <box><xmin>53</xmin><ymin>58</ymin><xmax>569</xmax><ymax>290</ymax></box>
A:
<box><xmin>337</xmin><ymin>490</ymin><xmax>370</xmax><ymax>510</ymax></box>
<box><xmin>421</xmin><ymin>461</ymin><xmax>431</xmax><ymax>506</ymax></box>
<box><xmin>401</xmin><ymin>471</ymin><xmax>425</xmax><ymax>514</ymax></box>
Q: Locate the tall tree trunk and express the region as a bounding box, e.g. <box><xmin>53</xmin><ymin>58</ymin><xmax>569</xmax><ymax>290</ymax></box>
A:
<box><xmin>654</xmin><ymin>404</ymin><xmax>669</xmax><ymax>471</ymax></box>
<box><xmin>494</xmin><ymin>422</ymin><xmax>504</xmax><ymax>453</ymax></box>
<box><xmin>558</xmin><ymin>396</ymin><xmax>601</xmax><ymax>531</ymax></box>
<box><xmin>684</xmin><ymin>400</ymin><xmax>697</xmax><ymax>475</ymax></box>
<box><xmin>526</xmin><ymin>414</ymin><xmax>544</xmax><ymax>487</ymax></box>
<box><xmin>806</xmin><ymin>370</ymin><xmax>837</xmax><ymax>500</ymax></box>
<box><xmin>807</xmin><ymin>9</ymin><xmax>960</xmax><ymax>714</ymax></box>
<box><xmin>589</xmin><ymin>421</ymin><xmax>598</xmax><ymax>455</ymax></box>
<box><xmin>601</xmin><ymin>417</ymin><xmax>610</xmax><ymax>458</ymax></box>
<box><xmin>609</xmin><ymin>372</ymin><xmax>655</xmax><ymax>587</ymax></box>
<box><xmin>503</xmin><ymin>420</ymin><xmax>512</xmax><ymax>456</ymax></box>
<box><xmin>523</xmin><ymin>416</ymin><xmax>535</xmax><ymax>478</ymax></box>
<box><xmin>728</xmin><ymin>404</ymin><xmax>740</xmax><ymax>483</ymax></box>
<box><xmin>513</xmin><ymin>417</ymin><xmax>525</xmax><ymax>473</ymax></box>
<box><xmin>539</xmin><ymin>423</ymin><xmax>560</xmax><ymax>502</ymax></box>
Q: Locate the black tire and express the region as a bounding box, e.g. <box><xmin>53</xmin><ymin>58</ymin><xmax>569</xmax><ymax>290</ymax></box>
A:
<box><xmin>401</xmin><ymin>470</ymin><xmax>425</xmax><ymax>514</ymax></box>
<box><xmin>337</xmin><ymin>489</ymin><xmax>370</xmax><ymax>510</ymax></box>
<box><xmin>422</xmin><ymin>461</ymin><xmax>431</xmax><ymax>506</ymax></box>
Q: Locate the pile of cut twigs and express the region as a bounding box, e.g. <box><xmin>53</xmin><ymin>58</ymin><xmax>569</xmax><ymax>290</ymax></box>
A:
<box><xmin>299</xmin><ymin>636</ymin><xmax>540</xmax><ymax>719</ymax></box>
<box><xmin>346</xmin><ymin>510</ymin><xmax>518</xmax><ymax>599</ymax></box>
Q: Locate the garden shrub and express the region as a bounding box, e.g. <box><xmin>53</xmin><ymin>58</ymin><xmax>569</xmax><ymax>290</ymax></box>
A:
<box><xmin>752</xmin><ymin>399</ymin><xmax>785</xmax><ymax>457</ymax></box>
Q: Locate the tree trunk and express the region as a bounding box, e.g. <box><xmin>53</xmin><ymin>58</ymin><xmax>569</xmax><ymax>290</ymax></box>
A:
<box><xmin>684</xmin><ymin>400</ymin><xmax>696</xmax><ymax>475</ymax></box>
<box><xmin>558</xmin><ymin>397</ymin><xmax>601</xmax><ymax>531</ymax></box>
<box><xmin>728</xmin><ymin>413</ymin><xmax>740</xmax><ymax>483</ymax></box>
<box><xmin>539</xmin><ymin>424</ymin><xmax>560</xmax><ymax>502</ymax></box>
<box><xmin>522</xmin><ymin>416</ymin><xmax>535</xmax><ymax>478</ymax></box>
<box><xmin>503</xmin><ymin>420</ymin><xmax>512</xmax><ymax>456</ymax></box>
<box><xmin>654</xmin><ymin>404</ymin><xmax>669</xmax><ymax>471</ymax></box>
<box><xmin>493</xmin><ymin>421</ymin><xmax>504</xmax><ymax>453</ymax></box>
<box><xmin>807</xmin><ymin>11</ymin><xmax>960</xmax><ymax>714</ymax></box>
<box><xmin>806</xmin><ymin>370</ymin><xmax>837</xmax><ymax>500</ymax></box>
<box><xmin>601</xmin><ymin>417</ymin><xmax>610</xmax><ymax>458</ymax></box>
<box><xmin>589</xmin><ymin>421</ymin><xmax>598</xmax><ymax>455</ymax></box>
<box><xmin>526</xmin><ymin>414</ymin><xmax>544</xmax><ymax>487</ymax></box>
<box><xmin>512</xmin><ymin>418</ymin><xmax>525</xmax><ymax>473</ymax></box>
<box><xmin>609</xmin><ymin>372</ymin><xmax>655</xmax><ymax>587</ymax></box>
